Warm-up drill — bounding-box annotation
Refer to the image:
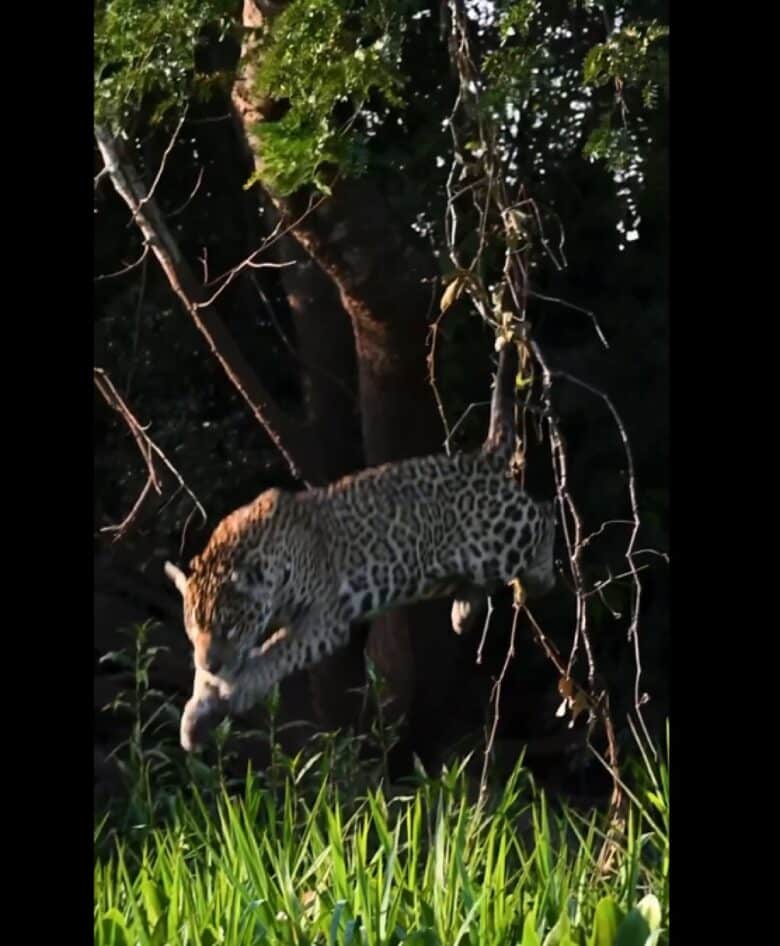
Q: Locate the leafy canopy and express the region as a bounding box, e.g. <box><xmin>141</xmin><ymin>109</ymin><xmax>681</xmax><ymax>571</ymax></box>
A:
<box><xmin>94</xmin><ymin>0</ymin><xmax>668</xmax><ymax>215</ymax></box>
<box><xmin>250</xmin><ymin>0</ymin><xmax>410</xmax><ymax>195</ymax></box>
<box><xmin>94</xmin><ymin>0</ymin><xmax>237</xmax><ymax>129</ymax></box>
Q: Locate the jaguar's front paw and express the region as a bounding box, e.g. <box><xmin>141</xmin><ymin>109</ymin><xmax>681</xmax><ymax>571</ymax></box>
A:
<box><xmin>180</xmin><ymin>693</ymin><xmax>228</xmax><ymax>752</ymax></box>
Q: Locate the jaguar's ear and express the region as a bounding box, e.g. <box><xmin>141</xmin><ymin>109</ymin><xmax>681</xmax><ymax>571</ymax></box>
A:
<box><xmin>164</xmin><ymin>561</ymin><xmax>188</xmax><ymax>597</ymax></box>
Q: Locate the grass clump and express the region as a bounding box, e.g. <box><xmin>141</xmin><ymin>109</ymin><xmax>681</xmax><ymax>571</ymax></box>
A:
<box><xmin>95</xmin><ymin>624</ymin><xmax>668</xmax><ymax>945</ymax></box>
<box><xmin>95</xmin><ymin>742</ymin><xmax>668</xmax><ymax>945</ymax></box>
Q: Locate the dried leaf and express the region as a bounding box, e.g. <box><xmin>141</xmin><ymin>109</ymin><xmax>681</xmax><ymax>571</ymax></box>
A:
<box><xmin>440</xmin><ymin>276</ymin><xmax>464</xmax><ymax>312</ymax></box>
<box><xmin>510</xmin><ymin>577</ymin><xmax>527</xmax><ymax>607</ymax></box>
<box><xmin>569</xmin><ymin>692</ymin><xmax>589</xmax><ymax>727</ymax></box>
<box><xmin>301</xmin><ymin>890</ymin><xmax>318</xmax><ymax>917</ymax></box>
<box><xmin>558</xmin><ymin>676</ymin><xmax>575</xmax><ymax>700</ymax></box>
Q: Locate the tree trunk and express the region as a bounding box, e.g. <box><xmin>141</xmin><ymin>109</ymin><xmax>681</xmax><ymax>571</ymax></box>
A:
<box><xmin>231</xmin><ymin>0</ymin><xmax>449</xmax><ymax>735</ymax></box>
<box><xmin>264</xmin><ymin>236</ymin><xmax>369</xmax><ymax>728</ymax></box>
<box><xmin>224</xmin><ymin>99</ymin><xmax>370</xmax><ymax>728</ymax></box>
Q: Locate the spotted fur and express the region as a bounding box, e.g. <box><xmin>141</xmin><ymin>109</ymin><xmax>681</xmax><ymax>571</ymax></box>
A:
<box><xmin>167</xmin><ymin>343</ymin><xmax>556</xmax><ymax>751</ymax></box>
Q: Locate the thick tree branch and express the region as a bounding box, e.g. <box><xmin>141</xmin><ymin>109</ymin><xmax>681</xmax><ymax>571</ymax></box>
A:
<box><xmin>94</xmin><ymin>123</ymin><xmax>314</xmax><ymax>485</ymax></box>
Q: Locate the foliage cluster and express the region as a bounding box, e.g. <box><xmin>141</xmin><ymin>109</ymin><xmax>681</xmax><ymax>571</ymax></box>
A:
<box><xmin>95</xmin><ymin>1</ymin><xmax>669</xmax><ymax>210</ymax></box>
<box><xmin>94</xmin><ymin>0</ymin><xmax>237</xmax><ymax>129</ymax></box>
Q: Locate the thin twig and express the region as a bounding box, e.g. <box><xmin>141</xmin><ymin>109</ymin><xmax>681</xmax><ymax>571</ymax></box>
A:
<box><xmin>198</xmin><ymin>258</ymin><xmax>297</xmax><ymax>309</ymax></box>
<box><xmin>125</xmin><ymin>252</ymin><xmax>149</xmax><ymax>398</ymax></box>
<box><xmin>167</xmin><ymin>166</ymin><xmax>205</xmax><ymax>219</ymax></box>
<box><xmin>475</xmin><ymin>595</ymin><xmax>495</xmax><ymax>666</ymax></box>
<box><xmin>94</xmin><ymin>124</ymin><xmax>312</xmax><ymax>485</ymax></box>
<box><xmin>551</xmin><ymin>369</ymin><xmax>655</xmax><ymax>756</ymax></box>
<box><xmin>94</xmin><ymin>244</ymin><xmax>150</xmax><ymax>282</ymax></box>
<box><xmin>250</xmin><ymin>272</ymin><xmax>357</xmax><ymax>404</ymax></box>
<box><xmin>136</xmin><ymin>110</ymin><xmax>188</xmax><ymax>215</ymax></box>
<box><xmin>441</xmin><ymin>0</ymin><xmax>653</xmax><ymax>815</ymax></box>
<box><xmin>527</xmin><ymin>288</ymin><xmax>609</xmax><ymax>349</ymax></box>
<box><xmin>529</xmin><ymin>338</ymin><xmax>593</xmax><ymax>686</ymax></box>
<box><xmin>582</xmin><ymin>518</ymin><xmax>635</xmax><ymax>548</ymax></box>
<box><xmin>197</xmin><ymin>193</ymin><xmax>330</xmax><ymax>309</ymax></box>
<box><xmin>426</xmin><ymin>308</ymin><xmax>454</xmax><ymax>451</ymax></box>
<box><xmin>442</xmin><ymin>400</ymin><xmax>490</xmax><ymax>454</ymax></box>
<box><xmin>524</xmin><ymin>604</ymin><xmax>625</xmax><ymax>838</ymax></box>
<box><xmin>94</xmin><ymin>166</ymin><xmax>109</xmax><ymax>190</ymax></box>
<box><xmin>94</xmin><ymin>367</ymin><xmax>207</xmax><ymax>540</ymax></box>
<box><xmin>479</xmin><ymin>602</ymin><xmax>521</xmax><ymax>800</ymax></box>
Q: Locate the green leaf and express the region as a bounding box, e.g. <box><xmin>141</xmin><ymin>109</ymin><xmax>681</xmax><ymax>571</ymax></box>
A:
<box><xmin>519</xmin><ymin>910</ymin><xmax>541</xmax><ymax>946</ymax></box>
<box><xmin>139</xmin><ymin>872</ymin><xmax>162</xmax><ymax>927</ymax></box>
<box><xmin>150</xmin><ymin>915</ymin><xmax>167</xmax><ymax>946</ymax></box>
<box><xmin>94</xmin><ymin>0</ymin><xmax>236</xmax><ymax>129</ymax></box>
<box><xmin>542</xmin><ymin>911</ymin><xmax>571</xmax><ymax>946</ymax></box>
<box><xmin>636</xmin><ymin>895</ymin><xmax>662</xmax><ymax>932</ymax></box>
<box><xmin>614</xmin><ymin>908</ymin><xmax>651</xmax><ymax>946</ymax></box>
<box><xmin>345</xmin><ymin>916</ymin><xmax>362</xmax><ymax>945</ymax></box>
<box><xmin>97</xmin><ymin>908</ymin><xmax>129</xmax><ymax>946</ymax></box>
<box><xmin>403</xmin><ymin>929</ymin><xmax>440</xmax><ymax>946</ymax></box>
<box><xmin>583</xmin><ymin>45</ymin><xmax>608</xmax><ymax>85</ymax></box>
<box><xmin>250</xmin><ymin>0</ymin><xmax>407</xmax><ymax>194</ymax></box>
<box><xmin>589</xmin><ymin>896</ymin><xmax>624</xmax><ymax>946</ymax></box>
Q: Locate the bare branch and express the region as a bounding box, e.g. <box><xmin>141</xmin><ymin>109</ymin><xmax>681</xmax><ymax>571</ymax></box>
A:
<box><xmin>443</xmin><ymin>400</ymin><xmax>490</xmax><ymax>454</ymax></box>
<box><xmin>94</xmin><ymin>166</ymin><xmax>110</xmax><ymax>190</ymax></box>
<box><xmin>528</xmin><ymin>288</ymin><xmax>609</xmax><ymax>349</ymax></box>
<box><xmin>103</xmin><ymin>476</ymin><xmax>156</xmax><ymax>539</ymax></box>
<box><xmin>479</xmin><ymin>601</ymin><xmax>520</xmax><ymax>800</ymax></box>
<box><xmin>198</xmin><ymin>258</ymin><xmax>297</xmax><ymax>310</ymax></box>
<box><xmin>551</xmin><ymin>368</ymin><xmax>655</xmax><ymax>755</ymax></box>
<box><xmin>250</xmin><ymin>272</ymin><xmax>356</xmax><ymax>403</ymax></box>
<box><xmin>441</xmin><ymin>0</ymin><xmax>662</xmax><ymax>815</ymax></box>
<box><xmin>94</xmin><ymin>123</ymin><xmax>315</xmax><ymax>486</ymax></box>
<box><xmin>524</xmin><ymin>604</ymin><xmax>625</xmax><ymax>846</ymax></box>
<box><xmin>475</xmin><ymin>595</ymin><xmax>495</xmax><ymax>666</ymax></box>
<box><xmin>94</xmin><ymin>244</ymin><xmax>150</xmax><ymax>282</ymax></box>
<box><xmin>633</xmin><ymin>548</ymin><xmax>670</xmax><ymax>563</ymax></box>
<box><xmin>528</xmin><ymin>337</ymin><xmax>594</xmax><ymax>685</ymax></box>
<box><xmin>167</xmin><ymin>165</ymin><xmax>205</xmax><ymax>219</ymax></box>
<box><xmin>582</xmin><ymin>518</ymin><xmax>635</xmax><ymax>548</ymax></box>
<box><xmin>185</xmin><ymin>113</ymin><xmax>232</xmax><ymax>125</ymax></box>
<box><xmin>136</xmin><ymin>110</ymin><xmax>188</xmax><ymax>215</ymax></box>
<box><xmin>125</xmin><ymin>252</ymin><xmax>149</xmax><ymax>399</ymax></box>
<box><xmin>94</xmin><ymin>367</ymin><xmax>207</xmax><ymax>540</ymax></box>
<box><xmin>196</xmin><ymin>191</ymin><xmax>330</xmax><ymax>310</ymax></box>
<box><xmin>426</xmin><ymin>307</ymin><xmax>453</xmax><ymax>452</ymax></box>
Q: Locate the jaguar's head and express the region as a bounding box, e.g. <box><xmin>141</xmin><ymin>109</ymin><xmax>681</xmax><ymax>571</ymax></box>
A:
<box><xmin>165</xmin><ymin>489</ymin><xmax>294</xmax><ymax>680</ymax></box>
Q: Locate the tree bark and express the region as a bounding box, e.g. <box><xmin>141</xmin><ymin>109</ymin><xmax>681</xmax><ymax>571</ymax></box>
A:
<box><xmin>281</xmin><ymin>250</ymin><xmax>370</xmax><ymax>729</ymax></box>
<box><xmin>226</xmin><ymin>98</ymin><xmax>370</xmax><ymax>728</ymax></box>
<box><xmin>230</xmin><ymin>1</ymin><xmax>441</xmax><ymax>463</ymax></box>
<box><xmin>229</xmin><ymin>0</ymin><xmax>453</xmax><ymax>736</ymax></box>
